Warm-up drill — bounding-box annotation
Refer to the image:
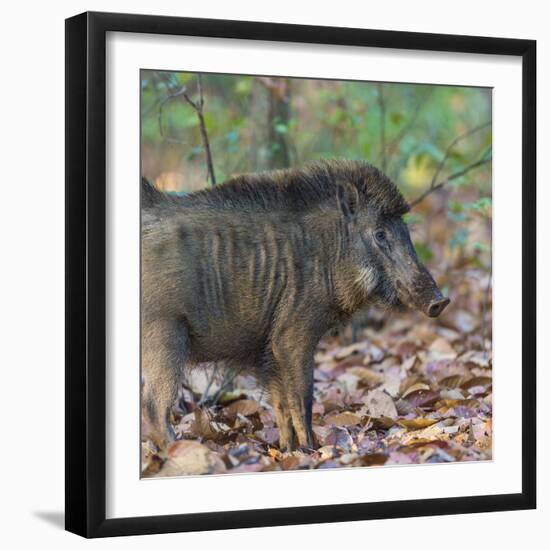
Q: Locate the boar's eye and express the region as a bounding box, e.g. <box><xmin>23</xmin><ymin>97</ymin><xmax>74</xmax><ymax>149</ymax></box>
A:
<box><xmin>374</xmin><ymin>229</ymin><xmax>387</xmax><ymax>245</ymax></box>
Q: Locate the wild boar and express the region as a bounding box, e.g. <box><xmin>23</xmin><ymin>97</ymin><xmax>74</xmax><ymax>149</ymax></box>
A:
<box><xmin>141</xmin><ymin>160</ymin><xmax>449</xmax><ymax>451</ymax></box>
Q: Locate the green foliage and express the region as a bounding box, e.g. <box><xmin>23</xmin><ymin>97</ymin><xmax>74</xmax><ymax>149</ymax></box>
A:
<box><xmin>450</xmin><ymin>229</ymin><xmax>469</xmax><ymax>250</ymax></box>
<box><xmin>467</xmin><ymin>197</ymin><xmax>492</xmax><ymax>216</ymax></box>
<box><xmin>403</xmin><ymin>212</ymin><xmax>425</xmax><ymax>226</ymax></box>
<box><xmin>473</xmin><ymin>241</ymin><xmax>491</xmax><ymax>253</ymax></box>
<box><xmin>274</xmin><ymin>122</ymin><xmax>288</xmax><ymax>134</ymax></box>
<box><xmin>414</xmin><ymin>241</ymin><xmax>434</xmax><ymax>263</ymax></box>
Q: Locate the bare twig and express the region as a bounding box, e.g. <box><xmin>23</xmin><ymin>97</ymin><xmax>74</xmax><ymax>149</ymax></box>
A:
<box><xmin>431</xmin><ymin>121</ymin><xmax>491</xmax><ymax>188</ymax></box>
<box><xmin>158</xmin><ymin>75</ymin><xmax>217</xmax><ymax>185</ymax></box>
<box><xmin>410</xmin><ymin>154</ymin><xmax>491</xmax><ymax>208</ymax></box>
<box><xmin>198</xmin><ymin>364</ymin><xmax>243</xmax><ymax>407</ymax></box>
<box><xmin>197</xmin><ymin>364</ymin><xmax>219</xmax><ymax>406</ymax></box>
<box><xmin>210</xmin><ymin>367</ymin><xmax>242</xmax><ymax>405</ymax></box>
<box><xmin>409</xmin><ymin>121</ymin><xmax>492</xmax><ymax>208</ymax></box>
<box><xmin>193</xmin><ymin>76</ymin><xmax>217</xmax><ymax>185</ymax></box>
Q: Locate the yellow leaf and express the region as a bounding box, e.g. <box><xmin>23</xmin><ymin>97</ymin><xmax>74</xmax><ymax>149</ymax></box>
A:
<box><xmin>397</xmin><ymin>417</ymin><xmax>440</xmax><ymax>430</ymax></box>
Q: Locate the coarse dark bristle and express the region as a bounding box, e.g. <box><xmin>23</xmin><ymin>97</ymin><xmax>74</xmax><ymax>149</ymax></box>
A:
<box><xmin>152</xmin><ymin>159</ymin><xmax>410</xmax><ymax>217</ymax></box>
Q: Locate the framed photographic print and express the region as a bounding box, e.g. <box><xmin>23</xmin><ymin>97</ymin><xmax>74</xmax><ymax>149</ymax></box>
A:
<box><xmin>65</xmin><ymin>11</ymin><xmax>536</xmax><ymax>538</ymax></box>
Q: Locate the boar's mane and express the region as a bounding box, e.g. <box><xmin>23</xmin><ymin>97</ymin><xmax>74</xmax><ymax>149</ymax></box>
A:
<box><xmin>147</xmin><ymin>160</ymin><xmax>410</xmax><ymax>218</ymax></box>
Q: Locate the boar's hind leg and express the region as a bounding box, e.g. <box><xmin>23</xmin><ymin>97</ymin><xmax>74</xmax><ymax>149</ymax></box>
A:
<box><xmin>141</xmin><ymin>317</ymin><xmax>188</xmax><ymax>452</ymax></box>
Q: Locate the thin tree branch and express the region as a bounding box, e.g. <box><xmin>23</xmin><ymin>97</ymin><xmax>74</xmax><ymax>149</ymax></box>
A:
<box><xmin>430</xmin><ymin>121</ymin><xmax>491</xmax><ymax>188</ymax></box>
<box><xmin>409</xmin><ymin>121</ymin><xmax>492</xmax><ymax>208</ymax></box>
<box><xmin>194</xmin><ymin>76</ymin><xmax>217</xmax><ymax>185</ymax></box>
<box><xmin>158</xmin><ymin>75</ymin><xmax>217</xmax><ymax>185</ymax></box>
<box><xmin>410</xmin><ymin>154</ymin><xmax>492</xmax><ymax>208</ymax></box>
<box><xmin>198</xmin><ymin>364</ymin><xmax>219</xmax><ymax>406</ymax></box>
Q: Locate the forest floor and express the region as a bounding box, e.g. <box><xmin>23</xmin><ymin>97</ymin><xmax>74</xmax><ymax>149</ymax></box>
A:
<box><xmin>142</xmin><ymin>267</ymin><xmax>492</xmax><ymax>478</ymax></box>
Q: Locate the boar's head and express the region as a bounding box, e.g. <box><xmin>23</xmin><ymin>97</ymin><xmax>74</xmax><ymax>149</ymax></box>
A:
<box><xmin>333</xmin><ymin>162</ymin><xmax>449</xmax><ymax>318</ymax></box>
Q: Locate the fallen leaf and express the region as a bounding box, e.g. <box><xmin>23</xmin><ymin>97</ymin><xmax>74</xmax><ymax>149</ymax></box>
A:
<box><xmin>224</xmin><ymin>399</ymin><xmax>260</xmax><ymax>418</ymax></box>
<box><xmin>460</xmin><ymin>350</ymin><xmax>491</xmax><ymax>367</ymax></box>
<box><xmin>387</xmin><ymin>451</ymin><xmax>414</xmax><ymax>465</ymax></box>
<box><xmin>364</xmin><ymin>389</ymin><xmax>398</xmax><ymax>418</ymax></box>
<box><xmin>397</xmin><ymin>417</ymin><xmax>440</xmax><ymax>430</ymax></box>
<box><xmin>402</xmin><ymin>382</ymin><xmax>431</xmax><ymax>398</ymax></box>
<box><xmin>452</xmin><ymin>310</ymin><xmax>477</xmax><ymax>333</ymax></box>
<box><xmin>324</xmin><ymin>427</ymin><xmax>354</xmax><ymax>451</ymax></box>
<box><xmin>401</xmin><ymin>355</ymin><xmax>418</xmax><ymax>371</ymax></box>
<box><xmin>349</xmin><ymin>366</ymin><xmax>384</xmax><ymax>385</ymax></box>
<box><xmin>428</xmin><ymin>337</ymin><xmax>457</xmax><ymax>360</ymax></box>
<box><xmin>325</xmin><ymin>411</ymin><xmax>362</xmax><ymax>426</ymax></box>
<box><xmin>404</xmin><ymin>388</ymin><xmax>440</xmax><ymax>408</ymax></box>
<box><xmin>401</xmin><ymin>423</ymin><xmax>447</xmax><ymax>445</ymax></box>
<box><xmin>339</xmin><ymin>453</ymin><xmax>360</xmax><ymax>465</ymax></box>
<box><xmin>472</xmin><ymin>419</ymin><xmax>492</xmax><ymax>440</ymax></box>
<box><xmin>395</xmin><ymin>398</ymin><xmax>417</xmax><ymax>416</ymax></box>
<box><xmin>316</xmin><ymin>446</ymin><xmax>337</xmax><ymax>460</ymax></box>
<box><xmin>158</xmin><ymin>440</ymin><xmax>226</xmax><ymax>476</ymax></box>
<box><xmin>312</xmin><ymin>402</ymin><xmax>325</xmax><ymax>415</ymax></box>
<box><xmin>256</xmin><ymin>427</ymin><xmax>279</xmax><ymax>445</ymax></box>
<box><xmin>439</xmin><ymin>375</ymin><xmax>465</xmax><ymax>389</ymax></box>
<box><xmin>267</xmin><ymin>447</ymin><xmax>284</xmax><ymax>461</ymax></box>
<box><xmin>191</xmin><ymin>408</ymin><xmax>230</xmax><ymax>441</ymax></box>
<box><xmin>439</xmin><ymin>388</ymin><xmax>465</xmax><ymax>400</ymax></box>
<box><xmin>335</xmin><ymin>342</ymin><xmax>368</xmax><ymax>359</ymax></box>
<box><xmin>370</xmin><ymin>416</ymin><xmax>396</xmax><ymax>429</ymax></box>
<box><xmin>379</xmin><ymin>365</ymin><xmax>403</xmax><ymax>397</ymax></box>
<box><xmin>359</xmin><ymin>453</ymin><xmax>387</xmax><ymax>466</ymax></box>
<box><xmin>396</xmin><ymin>341</ymin><xmax>418</xmax><ymax>359</ymax></box>
<box><xmin>367</xmin><ymin>345</ymin><xmax>385</xmax><ymax>363</ymax></box>
<box><xmin>461</xmin><ymin>376</ymin><xmax>492</xmax><ymax>391</ymax></box>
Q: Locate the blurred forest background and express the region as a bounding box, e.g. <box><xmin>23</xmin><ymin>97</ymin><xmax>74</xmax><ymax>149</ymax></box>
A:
<box><xmin>141</xmin><ymin>71</ymin><xmax>493</xmax><ymax>476</ymax></box>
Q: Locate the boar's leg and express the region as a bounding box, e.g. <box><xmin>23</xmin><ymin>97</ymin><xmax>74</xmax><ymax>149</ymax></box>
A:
<box><xmin>285</xmin><ymin>360</ymin><xmax>315</xmax><ymax>450</ymax></box>
<box><xmin>269</xmin><ymin>382</ymin><xmax>296</xmax><ymax>451</ymax></box>
<box><xmin>271</xmin><ymin>329</ymin><xmax>316</xmax><ymax>450</ymax></box>
<box><xmin>141</xmin><ymin>317</ymin><xmax>188</xmax><ymax>451</ymax></box>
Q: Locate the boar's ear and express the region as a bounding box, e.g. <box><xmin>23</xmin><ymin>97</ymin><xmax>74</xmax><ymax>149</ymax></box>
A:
<box><xmin>336</xmin><ymin>181</ymin><xmax>359</xmax><ymax>222</ymax></box>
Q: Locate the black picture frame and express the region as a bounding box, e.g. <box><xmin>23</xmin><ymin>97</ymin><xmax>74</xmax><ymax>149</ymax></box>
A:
<box><xmin>65</xmin><ymin>11</ymin><xmax>536</xmax><ymax>538</ymax></box>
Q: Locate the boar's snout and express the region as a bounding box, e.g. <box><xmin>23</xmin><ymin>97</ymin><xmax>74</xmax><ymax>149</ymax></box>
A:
<box><xmin>426</xmin><ymin>296</ymin><xmax>450</xmax><ymax>318</ymax></box>
<box><xmin>404</xmin><ymin>267</ymin><xmax>450</xmax><ymax>318</ymax></box>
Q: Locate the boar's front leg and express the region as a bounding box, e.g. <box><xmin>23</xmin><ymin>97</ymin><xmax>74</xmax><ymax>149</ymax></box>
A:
<box><xmin>286</xmin><ymin>360</ymin><xmax>315</xmax><ymax>450</ymax></box>
<box><xmin>268</xmin><ymin>381</ymin><xmax>296</xmax><ymax>452</ymax></box>
<box><xmin>141</xmin><ymin>317</ymin><xmax>188</xmax><ymax>452</ymax></box>
<box><xmin>271</xmin><ymin>325</ymin><xmax>316</xmax><ymax>451</ymax></box>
